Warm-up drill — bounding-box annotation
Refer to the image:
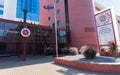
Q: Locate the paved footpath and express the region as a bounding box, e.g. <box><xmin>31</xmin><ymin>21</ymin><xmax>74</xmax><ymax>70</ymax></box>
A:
<box><xmin>0</xmin><ymin>55</ymin><xmax>119</xmax><ymax>75</ymax></box>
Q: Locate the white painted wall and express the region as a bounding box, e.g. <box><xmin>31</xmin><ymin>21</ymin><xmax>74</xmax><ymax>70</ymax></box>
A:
<box><xmin>0</xmin><ymin>0</ymin><xmax>39</xmax><ymax>24</ymax></box>
<box><xmin>0</xmin><ymin>0</ymin><xmax>4</xmax><ymax>18</ymax></box>
<box><xmin>4</xmin><ymin>0</ymin><xmax>17</xmax><ymax>20</ymax></box>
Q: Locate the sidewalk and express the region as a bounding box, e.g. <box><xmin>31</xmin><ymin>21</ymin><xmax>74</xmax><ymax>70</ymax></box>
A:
<box><xmin>0</xmin><ymin>55</ymin><xmax>119</xmax><ymax>75</ymax></box>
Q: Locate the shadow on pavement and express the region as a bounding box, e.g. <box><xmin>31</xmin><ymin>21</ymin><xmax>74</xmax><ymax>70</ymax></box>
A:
<box><xmin>80</xmin><ymin>56</ymin><xmax>116</xmax><ymax>63</ymax></box>
<box><xmin>0</xmin><ymin>55</ymin><xmax>53</xmax><ymax>69</ymax></box>
<box><xmin>65</xmin><ymin>55</ymin><xmax>119</xmax><ymax>63</ymax></box>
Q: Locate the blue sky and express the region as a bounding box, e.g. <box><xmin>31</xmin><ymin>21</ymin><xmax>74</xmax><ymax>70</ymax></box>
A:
<box><xmin>96</xmin><ymin>0</ymin><xmax>120</xmax><ymax>16</ymax></box>
<box><xmin>0</xmin><ymin>0</ymin><xmax>4</xmax><ymax>5</ymax></box>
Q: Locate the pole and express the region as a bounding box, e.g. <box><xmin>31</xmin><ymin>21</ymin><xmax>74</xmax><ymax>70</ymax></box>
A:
<box><xmin>23</xmin><ymin>38</ymin><xmax>27</xmax><ymax>61</ymax></box>
<box><xmin>54</xmin><ymin>3</ymin><xmax>58</xmax><ymax>57</ymax></box>
<box><xmin>22</xmin><ymin>9</ymin><xmax>28</xmax><ymax>61</ymax></box>
<box><xmin>23</xmin><ymin>9</ymin><xmax>28</xmax><ymax>23</ymax></box>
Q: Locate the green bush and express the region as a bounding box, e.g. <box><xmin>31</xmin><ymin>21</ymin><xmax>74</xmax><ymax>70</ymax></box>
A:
<box><xmin>80</xmin><ymin>45</ymin><xmax>96</xmax><ymax>59</ymax></box>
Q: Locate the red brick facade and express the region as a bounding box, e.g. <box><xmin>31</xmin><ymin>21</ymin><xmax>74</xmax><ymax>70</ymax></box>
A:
<box><xmin>40</xmin><ymin>0</ymin><xmax>99</xmax><ymax>51</ymax></box>
<box><xmin>68</xmin><ymin>0</ymin><xmax>99</xmax><ymax>51</ymax></box>
<box><xmin>40</xmin><ymin>0</ymin><xmax>66</xmax><ymax>29</ymax></box>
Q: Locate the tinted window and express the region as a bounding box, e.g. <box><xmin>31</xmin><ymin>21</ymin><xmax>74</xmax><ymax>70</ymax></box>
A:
<box><xmin>16</xmin><ymin>0</ymin><xmax>40</xmax><ymax>22</ymax></box>
<box><xmin>5</xmin><ymin>23</ymin><xmax>18</xmax><ymax>31</ymax></box>
<box><xmin>0</xmin><ymin>10</ymin><xmax>3</xmax><ymax>14</ymax></box>
<box><xmin>0</xmin><ymin>22</ymin><xmax>4</xmax><ymax>30</ymax></box>
<box><xmin>56</xmin><ymin>0</ymin><xmax>60</xmax><ymax>3</ymax></box>
<box><xmin>57</xmin><ymin>20</ymin><xmax>61</xmax><ymax>26</ymax></box>
<box><xmin>48</xmin><ymin>16</ymin><xmax>51</xmax><ymax>21</ymax></box>
<box><xmin>48</xmin><ymin>0</ymin><xmax>50</xmax><ymax>2</ymax></box>
<box><xmin>52</xmin><ymin>23</ymin><xmax>55</xmax><ymax>28</ymax></box>
<box><xmin>58</xmin><ymin>30</ymin><xmax>66</xmax><ymax>43</ymax></box>
<box><xmin>57</xmin><ymin>9</ymin><xmax>60</xmax><ymax>15</ymax></box>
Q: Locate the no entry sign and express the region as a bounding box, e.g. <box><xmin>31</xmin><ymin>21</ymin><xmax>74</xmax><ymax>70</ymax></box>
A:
<box><xmin>21</xmin><ymin>28</ymin><xmax>31</xmax><ymax>37</ymax></box>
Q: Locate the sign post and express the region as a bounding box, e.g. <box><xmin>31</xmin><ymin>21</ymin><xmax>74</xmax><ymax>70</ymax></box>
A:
<box><xmin>21</xmin><ymin>28</ymin><xmax>31</xmax><ymax>61</ymax></box>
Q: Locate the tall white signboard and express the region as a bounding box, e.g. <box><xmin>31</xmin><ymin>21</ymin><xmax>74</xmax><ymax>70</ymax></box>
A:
<box><xmin>95</xmin><ymin>7</ymin><xmax>120</xmax><ymax>47</ymax></box>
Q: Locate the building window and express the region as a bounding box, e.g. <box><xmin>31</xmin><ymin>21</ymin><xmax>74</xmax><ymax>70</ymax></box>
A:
<box><xmin>56</xmin><ymin>0</ymin><xmax>60</xmax><ymax>3</ymax></box>
<box><xmin>48</xmin><ymin>0</ymin><xmax>50</xmax><ymax>2</ymax></box>
<box><xmin>0</xmin><ymin>10</ymin><xmax>3</xmax><ymax>15</ymax></box>
<box><xmin>59</xmin><ymin>30</ymin><xmax>66</xmax><ymax>43</ymax></box>
<box><xmin>57</xmin><ymin>9</ymin><xmax>60</xmax><ymax>15</ymax></box>
<box><xmin>0</xmin><ymin>0</ymin><xmax>4</xmax><ymax>8</ymax></box>
<box><xmin>16</xmin><ymin>0</ymin><xmax>40</xmax><ymax>22</ymax></box>
<box><xmin>57</xmin><ymin>20</ymin><xmax>61</xmax><ymax>26</ymax></box>
<box><xmin>0</xmin><ymin>22</ymin><xmax>4</xmax><ymax>31</ymax></box>
<box><xmin>52</xmin><ymin>23</ymin><xmax>55</xmax><ymax>28</ymax></box>
<box><xmin>48</xmin><ymin>16</ymin><xmax>51</xmax><ymax>21</ymax></box>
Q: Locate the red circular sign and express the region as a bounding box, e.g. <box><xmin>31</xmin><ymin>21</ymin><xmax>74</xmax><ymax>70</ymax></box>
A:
<box><xmin>21</xmin><ymin>28</ymin><xmax>31</xmax><ymax>37</ymax></box>
<box><xmin>100</xmin><ymin>15</ymin><xmax>106</xmax><ymax>22</ymax></box>
<box><xmin>23</xmin><ymin>30</ymin><xmax>29</xmax><ymax>35</ymax></box>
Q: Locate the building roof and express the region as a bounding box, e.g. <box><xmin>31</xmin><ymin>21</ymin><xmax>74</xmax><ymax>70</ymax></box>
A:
<box><xmin>94</xmin><ymin>0</ymin><xmax>104</xmax><ymax>12</ymax></box>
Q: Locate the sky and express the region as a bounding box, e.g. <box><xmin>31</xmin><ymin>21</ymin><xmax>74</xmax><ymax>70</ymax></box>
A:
<box><xmin>0</xmin><ymin>0</ymin><xmax>4</xmax><ymax>5</ymax></box>
<box><xmin>96</xmin><ymin>0</ymin><xmax>120</xmax><ymax>16</ymax></box>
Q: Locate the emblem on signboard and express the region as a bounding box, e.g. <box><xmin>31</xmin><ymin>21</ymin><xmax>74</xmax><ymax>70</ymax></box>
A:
<box><xmin>96</xmin><ymin>11</ymin><xmax>112</xmax><ymax>26</ymax></box>
<box><xmin>21</xmin><ymin>28</ymin><xmax>31</xmax><ymax>37</ymax></box>
<box><xmin>99</xmin><ymin>13</ymin><xmax>109</xmax><ymax>24</ymax></box>
<box><xmin>99</xmin><ymin>15</ymin><xmax>107</xmax><ymax>22</ymax></box>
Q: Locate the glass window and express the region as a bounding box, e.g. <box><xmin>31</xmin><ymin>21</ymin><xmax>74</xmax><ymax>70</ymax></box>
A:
<box><xmin>52</xmin><ymin>23</ymin><xmax>55</xmax><ymax>28</ymax></box>
<box><xmin>0</xmin><ymin>22</ymin><xmax>4</xmax><ymax>40</ymax></box>
<box><xmin>5</xmin><ymin>23</ymin><xmax>18</xmax><ymax>31</ymax></box>
<box><xmin>58</xmin><ymin>30</ymin><xmax>66</xmax><ymax>43</ymax></box>
<box><xmin>59</xmin><ymin>30</ymin><xmax>66</xmax><ymax>37</ymax></box>
<box><xmin>3</xmin><ymin>23</ymin><xmax>20</xmax><ymax>41</ymax></box>
<box><xmin>16</xmin><ymin>0</ymin><xmax>40</xmax><ymax>22</ymax></box>
<box><xmin>48</xmin><ymin>0</ymin><xmax>50</xmax><ymax>2</ymax></box>
<box><xmin>0</xmin><ymin>0</ymin><xmax>4</xmax><ymax>8</ymax></box>
<box><xmin>57</xmin><ymin>9</ymin><xmax>60</xmax><ymax>15</ymax></box>
<box><xmin>0</xmin><ymin>32</ymin><xmax>4</xmax><ymax>40</ymax></box>
<box><xmin>48</xmin><ymin>16</ymin><xmax>51</xmax><ymax>21</ymax></box>
<box><xmin>0</xmin><ymin>10</ymin><xmax>3</xmax><ymax>15</ymax></box>
<box><xmin>40</xmin><ymin>29</ymin><xmax>52</xmax><ymax>42</ymax></box>
<box><xmin>57</xmin><ymin>20</ymin><xmax>61</xmax><ymax>26</ymax></box>
<box><xmin>0</xmin><ymin>32</ymin><xmax>4</xmax><ymax>36</ymax></box>
<box><xmin>0</xmin><ymin>22</ymin><xmax>4</xmax><ymax>30</ymax></box>
<box><xmin>4</xmin><ymin>31</ymin><xmax>18</xmax><ymax>37</ymax></box>
<box><xmin>56</xmin><ymin>0</ymin><xmax>60</xmax><ymax>3</ymax></box>
<box><xmin>27</xmin><ymin>26</ymin><xmax>37</xmax><ymax>41</ymax></box>
<box><xmin>4</xmin><ymin>31</ymin><xmax>19</xmax><ymax>41</ymax></box>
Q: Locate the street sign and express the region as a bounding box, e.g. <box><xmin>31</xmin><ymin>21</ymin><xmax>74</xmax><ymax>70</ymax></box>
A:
<box><xmin>21</xmin><ymin>28</ymin><xmax>31</xmax><ymax>37</ymax></box>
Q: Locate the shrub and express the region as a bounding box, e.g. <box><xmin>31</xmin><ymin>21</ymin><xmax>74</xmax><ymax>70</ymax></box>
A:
<box><xmin>100</xmin><ymin>46</ymin><xmax>110</xmax><ymax>52</ymax></box>
<box><xmin>69</xmin><ymin>47</ymin><xmax>79</xmax><ymax>55</ymax></box>
<box><xmin>109</xmin><ymin>41</ymin><xmax>117</xmax><ymax>53</ymax></box>
<box><xmin>46</xmin><ymin>46</ymin><xmax>52</xmax><ymax>55</ymax></box>
<box><xmin>80</xmin><ymin>45</ymin><xmax>96</xmax><ymax>59</ymax></box>
<box><xmin>61</xmin><ymin>47</ymin><xmax>69</xmax><ymax>55</ymax></box>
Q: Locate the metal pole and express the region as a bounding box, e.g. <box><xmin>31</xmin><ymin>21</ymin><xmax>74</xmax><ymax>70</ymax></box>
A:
<box><xmin>23</xmin><ymin>9</ymin><xmax>28</xmax><ymax>23</ymax></box>
<box><xmin>22</xmin><ymin>9</ymin><xmax>28</xmax><ymax>61</ymax></box>
<box><xmin>54</xmin><ymin>3</ymin><xmax>58</xmax><ymax>57</ymax></box>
